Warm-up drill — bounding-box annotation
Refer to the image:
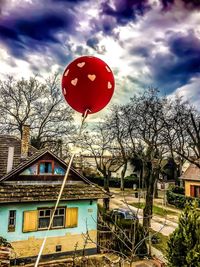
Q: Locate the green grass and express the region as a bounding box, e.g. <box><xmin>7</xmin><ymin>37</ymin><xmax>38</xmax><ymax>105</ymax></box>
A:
<box><xmin>149</xmin><ymin>229</ymin><xmax>169</xmax><ymax>255</ymax></box>
<box><xmin>130</xmin><ymin>202</ymin><xmax>177</xmax><ymax>217</ymax></box>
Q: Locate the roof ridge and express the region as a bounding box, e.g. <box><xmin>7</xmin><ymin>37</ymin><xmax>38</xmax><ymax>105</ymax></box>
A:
<box><xmin>0</xmin><ymin>149</ymin><xmax>93</xmax><ymax>187</ymax></box>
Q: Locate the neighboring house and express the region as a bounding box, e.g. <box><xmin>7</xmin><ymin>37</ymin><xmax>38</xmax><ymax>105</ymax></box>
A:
<box><xmin>0</xmin><ymin>127</ymin><xmax>109</xmax><ymax>264</ymax></box>
<box><xmin>73</xmin><ymin>154</ymin><xmax>134</xmax><ymax>178</ymax></box>
<box><xmin>157</xmin><ymin>159</ymin><xmax>177</xmax><ymax>190</ymax></box>
<box><xmin>181</xmin><ymin>163</ymin><xmax>200</xmax><ymax>198</ymax></box>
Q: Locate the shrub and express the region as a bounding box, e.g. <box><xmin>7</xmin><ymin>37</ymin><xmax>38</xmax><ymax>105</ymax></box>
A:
<box><xmin>166</xmin><ymin>190</ymin><xmax>200</xmax><ymax>209</ymax></box>
<box><xmin>170</xmin><ymin>185</ymin><xmax>185</xmax><ymax>195</ymax></box>
<box><xmin>166</xmin><ymin>201</ymin><xmax>200</xmax><ymax>266</ymax></box>
<box><xmin>98</xmin><ymin>207</ymin><xmax>147</xmax><ymax>257</ymax></box>
<box><xmin>87</xmin><ymin>175</ymin><xmax>139</xmax><ymax>188</ymax></box>
<box><xmin>0</xmin><ymin>237</ymin><xmax>12</xmax><ymax>248</ymax></box>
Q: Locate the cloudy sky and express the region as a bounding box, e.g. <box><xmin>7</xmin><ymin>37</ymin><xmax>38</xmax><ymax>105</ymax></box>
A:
<box><xmin>0</xmin><ymin>0</ymin><xmax>200</xmax><ymax>121</ymax></box>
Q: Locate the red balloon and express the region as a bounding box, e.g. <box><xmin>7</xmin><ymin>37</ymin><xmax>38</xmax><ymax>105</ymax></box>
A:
<box><xmin>62</xmin><ymin>56</ymin><xmax>115</xmax><ymax>114</ymax></box>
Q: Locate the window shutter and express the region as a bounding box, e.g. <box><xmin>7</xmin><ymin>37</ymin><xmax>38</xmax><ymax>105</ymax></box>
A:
<box><xmin>23</xmin><ymin>210</ymin><xmax>38</xmax><ymax>232</ymax></box>
<box><xmin>65</xmin><ymin>207</ymin><xmax>78</xmax><ymax>228</ymax></box>
<box><xmin>190</xmin><ymin>185</ymin><xmax>195</xmax><ymax>197</ymax></box>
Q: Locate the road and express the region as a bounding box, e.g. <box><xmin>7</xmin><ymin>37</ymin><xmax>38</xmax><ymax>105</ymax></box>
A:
<box><xmin>109</xmin><ymin>192</ymin><xmax>178</xmax><ymax>236</ymax></box>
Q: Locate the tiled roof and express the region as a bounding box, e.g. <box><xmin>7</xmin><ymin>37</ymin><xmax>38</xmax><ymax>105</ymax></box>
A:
<box><xmin>0</xmin><ymin>136</ymin><xmax>110</xmax><ymax>202</ymax></box>
<box><xmin>0</xmin><ymin>135</ymin><xmax>37</xmax><ymax>178</ymax></box>
<box><xmin>0</xmin><ymin>183</ymin><xmax>109</xmax><ymax>203</ymax></box>
<box><xmin>0</xmin><ymin>148</ymin><xmax>48</xmax><ymax>182</ymax></box>
<box><xmin>181</xmin><ymin>163</ymin><xmax>200</xmax><ymax>181</ymax></box>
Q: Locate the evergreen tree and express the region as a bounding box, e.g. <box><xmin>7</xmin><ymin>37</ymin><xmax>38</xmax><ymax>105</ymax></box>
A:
<box><xmin>166</xmin><ymin>201</ymin><xmax>200</xmax><ymax>267</ymax></box>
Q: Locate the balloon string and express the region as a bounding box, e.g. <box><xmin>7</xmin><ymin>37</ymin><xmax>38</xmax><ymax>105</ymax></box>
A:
<box><xmin>82</xmin><ymin>109</ymin><xmax>91</xmax><ymax>118</ymax></box>
<box><xmin>34</xmin><ymin>109</ymin><xmax>89</xmax><ymax>267</ymax></box>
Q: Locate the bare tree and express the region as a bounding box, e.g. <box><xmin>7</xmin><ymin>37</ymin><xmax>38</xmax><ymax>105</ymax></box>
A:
<box><xmin>0</xmin><ymin>74</ymin><xmax>75</xmax><ymax>151</ymax></box>
<box><xmin>165</xmin><ymin>97</ymin><xmax>200</xmax><ymax>168</ymax></box>
<box><xmin>81</xmin><ymin>123</ymin><xmax>124</xmax><ymax>210</ymax></box>
<box><xmin>104</xmin><ymin>105</ymin><xmax>131</xmax><ymax>191</ymax></box>
<box><xmin>121</xmin><ymin>88</ymin><xmax>168</xmax><ymax>231</ymax></box>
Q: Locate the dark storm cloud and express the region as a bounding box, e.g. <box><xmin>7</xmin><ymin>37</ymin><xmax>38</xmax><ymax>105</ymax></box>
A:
<box><xmin>52</xmin><ymin>0</ymin><xmax>87</xmax><ymax>3</ymax></box>
<box><xmin>160</xmin><ymin>0</ymin><xmax>200</xmax><ymax>10</ymax></box>
<box><xmin>90</xmin><ymin>16</ymin><xmax>117</xmax><ymax>36</ymax></box>
<box><xmin>130</xmin><ymin>46</ymin><xmax>151</xmax><ymax>57</ymax></box>
<box><xmin>15</xmin><ymin>13</ymin><xmax>68</xmax><ymax>43</ymax></box>
<box><xmin>146</xmin><ymin>31</ymin><xmax>200</xmax><ymax>93</ymax></box>
<box><xmin>182</xmin><ymin>0</ymin><xmax>200</xmax><ymax>9</ymax></box>
<box><xmin>86</xmin><ymin>36</ymin><xmax>107</xmax><ymax>54</ymax></box>
<box><xmin>101</xmin><ymin>0</ymin><xmax>151</xmax><ymax>26</ymax></box>
<box><xmin>90</xmin><ymin>0</ymin><xmax>152</xmax><ymax>37</ymax></box>
<box><xmin>50</xmin><ymin>0</ymin><xmax>86</xmax><ymax>2</ymax></box>
<box><xmin>0</xmin><ymin>3</ymin><xmax>76</xmax><ymax>61</ymax></box>
<box><xmin>86</xmin><ymin>37</ymin><xmax>99</xmax><ymax>49</ymax></box>
<box><xmin>160</xmin><ymin>0</ymin><xmax>174</xmax><ymax>10</ymax></box>
<box><xmin>0</xmin><ymin>25</ymin><xmax>19</xmax><ymax>41</ymax></box>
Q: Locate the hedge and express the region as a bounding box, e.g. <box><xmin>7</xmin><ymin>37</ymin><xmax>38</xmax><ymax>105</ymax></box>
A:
<box><xmin>86</xmin><ymin>175</ymin><xmax>139</xmax><ymax>188</ymax></box>
<box><xmin>0</xmin><ymin>237</ymin><xmax>12</xmax><ymax>248</ymax></box>
<box><xmin>170</xmin><ymin>185</ymin><xmax>185</xmax><ymax>195</ymax></box>
<box><xmin>166</xmin><ymin>190</ymin><xmax>200</xmax><ymax>209</ymax></box>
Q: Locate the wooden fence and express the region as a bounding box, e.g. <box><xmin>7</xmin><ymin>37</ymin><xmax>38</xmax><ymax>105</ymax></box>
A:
<box><xmin>0</xmin><ymin>246</ymin><xmax>11</xmax><ymax>267</ymax></box>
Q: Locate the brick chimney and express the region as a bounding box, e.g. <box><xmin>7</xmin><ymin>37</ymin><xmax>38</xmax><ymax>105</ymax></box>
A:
<box><xmin>21</xmin><ymin>125</ymin><xmax>30</xmax><ymax>159</ymax></box>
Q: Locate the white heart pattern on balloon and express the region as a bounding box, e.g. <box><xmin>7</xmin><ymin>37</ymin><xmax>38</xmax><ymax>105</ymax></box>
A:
<box><xmin>88</xmin><ymin>74</ymin><xmax>96</xmax><ymax>81</ymax></box>
<box><xmin>108</xmin><ymin>82</ymin><xmax>112</xmax><ymax>89</ymax></box>
<box><xmin>106</xmin><ymin>66</ymin><xmax>111</xmax><ymax>72</ymax></box>
<box><xmin>71</xmin><ymin>78</ymin><xmax>78</xmax><ymax>86</ymax></box>
<box><xmin>64</xmin><ymin>69</ymin><xmax>69</xmax><ymax>76</ymax></box>
<box><xmin>77</xmin><ymin>62</ymin><xmax>85</xmax><ymax>68</ymax></box>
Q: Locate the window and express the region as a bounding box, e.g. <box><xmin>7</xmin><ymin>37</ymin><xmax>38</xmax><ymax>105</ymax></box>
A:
<box><xmin>38</xmin><ymin>209</ymin><xmax>51</xmax><ymax>229</ymax></box>
<box><xmin>54</xmin><ymin>163</ymin><xmax>65</xmax><ymax>175</ymax></box>
<box><xmin>20</xmin><ymin>160</ymin><xmax>65</xmax><ymax>176</ymax></box>
<box><xmin>194</xmin><ymin>186</ymin><xmax>200</xmax><ymax>197</ymax></box>
<box><xmin>23</xmin><ymin>207</ymin><xmax>78</xmax><ymax>232</ymax></box>
<box><xmin>56</xmin><ymin>245</ymin><xmax>62</xmax><ymax>252</ymax></box>
<box><xmin>20</xmin><ymin>164</ymin><xmax>37</xmax><ymax>175</ymax></box>
<box><xmin>39</xmin><ymin>161</ymin><xmax>53</xmax><ymax>174</ymax></box>
<box><xmin>8</xmin><ymin>210</ymin><xmax>16</xmax><ymax>232</ymax></box>
<box><xmin>190</xmin><ymin>185</ymin><xmax>200</xmax><ymax>197</ymax></box>
<box><xmin>38</xmin><ymin>208</ymin><xmax>65</xmax><ymax>230</ymax></box>
<box><xmin>52</xmin><ymin>208</ymin><xmax>65</xmax><ymax>228</ymax></box>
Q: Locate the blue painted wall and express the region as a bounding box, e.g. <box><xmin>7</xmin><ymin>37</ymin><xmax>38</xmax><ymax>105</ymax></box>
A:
<box><xmin>0</xmin><ymin>200</ymin><xmax>97</xmax><ymax>242</ymax></box>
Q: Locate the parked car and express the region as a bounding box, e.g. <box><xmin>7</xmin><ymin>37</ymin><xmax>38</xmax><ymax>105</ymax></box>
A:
<box><xmin>110</xmin><ymin>208</ymin><xmax>138</xmax><ymax>221</ymax></box>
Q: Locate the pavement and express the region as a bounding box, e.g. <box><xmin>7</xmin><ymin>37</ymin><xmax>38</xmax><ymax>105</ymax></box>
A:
<box><xmin>109</xmin><ymin>190</ymin><xmax>178</xmax><ymax>237</ymax></box>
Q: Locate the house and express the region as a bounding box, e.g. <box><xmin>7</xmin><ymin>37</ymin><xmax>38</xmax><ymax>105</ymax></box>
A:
<box><xmin>0</xmin><ymin>126</ymin><xmax>109</xmax><ymax>264</ymax></box>
<box><xmin>157</xmin><ymin>158</ymin><xmax>178</xmax><ymax>190</ymax></box>
<box><xmin>180</xmin><ymin>162</ymin><xmax>200</xmax><ymax>198</ymax></box>
<box><xmin>73</xmin><ymin>154</ymin><xmax>134</xmax><ymax>178</ymax></box>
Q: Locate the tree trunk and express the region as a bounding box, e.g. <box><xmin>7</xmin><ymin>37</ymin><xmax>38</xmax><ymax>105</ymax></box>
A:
<box><xmin>143</xmin><ymin>186</ymin><xmax>153</xmax><ymax>231</ymax></box>
<box><xmin>143</xmin><ymin>166</ymin><xmax>156</xmax><ymax>232</ymax></box>
<box><xmin>104</xmin><ymin>174</ymin><xmax>110</xmax><ymax>192</ymax></box>
<box><xmin>120</xmin><ymin>161</ymin><xmax>127</xmax><ymax>191</ymax></box>
<box><xmin>103</xmin><ymin>198</ymin><xmax>110</xmax><ymax>210</ymax></box>
<box><xmin>153</xmin><ymin>179</ymin><xmax>158</xmax><ymax>198</ymax></box>
<box><xmin>139</xmin><ymin>165</ymin><xmax>143</xmax><ymax>190</ymax></box>
<box><xmin>153</xmin><ymin>169</ymin><xmax>159</xmax><ymax>198</ymax></box>
<box><xmin>103</xmin><ymin>173</ymin><xmax>110</xmax><ymax>210</ymax></box>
